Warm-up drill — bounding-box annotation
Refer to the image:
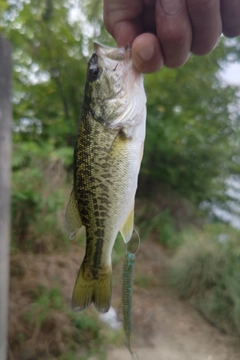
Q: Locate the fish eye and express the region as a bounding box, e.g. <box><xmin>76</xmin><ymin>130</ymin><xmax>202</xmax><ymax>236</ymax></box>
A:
<box><xmin>89</xmin><ymin>65</ymin><xmax>102</xmax><ymax>81</ymax></box>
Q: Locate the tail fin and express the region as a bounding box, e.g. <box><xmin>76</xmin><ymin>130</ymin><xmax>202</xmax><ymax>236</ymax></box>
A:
<box><xmin>72</xmin><ymin>262</ymin><xmax>112</xmax><ymax>313</ymax></box>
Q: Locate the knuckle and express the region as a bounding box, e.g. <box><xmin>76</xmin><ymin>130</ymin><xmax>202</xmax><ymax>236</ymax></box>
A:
<box><xmin>162</xmin><ymin>25</ymin><xmax>188</xmax><ymax>47</ymax></box>
<box><xmin>188</xmin><ymin>0</ymin><xmax>217</xmax><ymax>12</ymax></box>
<box><xmin>160</xmin><ymin>25</ymin><xmax>191</xmax><ymax>68</ymax></box>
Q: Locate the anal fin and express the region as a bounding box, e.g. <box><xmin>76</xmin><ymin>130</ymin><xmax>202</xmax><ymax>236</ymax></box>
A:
<box><xmin>120</xmin><ymin>206</ymin><xmax>134</xmax><ymax>243</ymax></box>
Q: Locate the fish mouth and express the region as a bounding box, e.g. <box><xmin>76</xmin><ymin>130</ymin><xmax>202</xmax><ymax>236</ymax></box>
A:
<box><xmin>93</xmin><ymin>42</ymin><xmax>130</xmax><ymax>61</ymax></box>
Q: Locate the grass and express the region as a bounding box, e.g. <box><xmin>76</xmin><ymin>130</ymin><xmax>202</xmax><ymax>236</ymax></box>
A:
<box><xmin>168</xmin><ymin>223</ymin><xmax>240</xmax><ymax>335</ymax></box>
<box><xmin>10</xmin><ymin>277</ymin><xmax>123</xmax><ymax>360</ymax></box>
<box><xmin>25</xmin><ymin>285</ymin><xmax>65</xmax><ymax>328</ymax></box>
<box><xmin>136</xmin><ymin>202</ymin><xmax>185</xmax><ymax>251</ymax></box>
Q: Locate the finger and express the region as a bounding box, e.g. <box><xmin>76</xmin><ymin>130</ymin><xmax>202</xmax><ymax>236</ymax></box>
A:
<box><xmin>221</xmin><ymin>0</ymin><xmax>240</xmax><ymax>37</ymax></box>
<box><xmin>142</xmin><ymin>2</ymin><xmax>156</xmax><ymax>34</ymax></box>
<box><xmin>132</xmin><ymin>33</ymin><xmax>164</xmax><ymax>73</ymax></box>
<box><xmin>107</xmin><ymin>20</ymin><xmax>143</xmax><ymax>47</ymax></box>
<box><xmin>156</xmin><ymin>0</ymin><xmax>192</xmax><ymax>68</ymax></box>
<box><xmin>103</xmin><ymin>0</ymin><xmax>144</xmax><ymax>47</ymax></box>
<box><xmin>187</xmin><ymin>0</ymin><xmax>222</xmax><ymax>55</ymax></box>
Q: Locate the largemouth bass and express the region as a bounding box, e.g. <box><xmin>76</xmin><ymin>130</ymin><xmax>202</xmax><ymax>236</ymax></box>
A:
<box><xmin>65</xmin><ymin>42</ymin><xmax>146</xmax><ymax>313</ymax></box>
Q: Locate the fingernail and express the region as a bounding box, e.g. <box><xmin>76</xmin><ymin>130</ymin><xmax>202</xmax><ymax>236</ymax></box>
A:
<box><xmin>160</xmin><ymin>0</ymin><xmax>182</xmax><ymax>15</ymax></box>
<box><xmin>138</xmin><ymin>45</ymin><xmax>155</xmax><ymax>62</ymax></box>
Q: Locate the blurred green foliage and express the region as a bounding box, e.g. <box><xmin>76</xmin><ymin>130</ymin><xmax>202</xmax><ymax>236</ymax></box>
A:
<box><xmin>25</xmin><ymin>285</ymin><xmax>64</xmax><ymax>327</ymax></box>
<box><xmin>143</xmin><ymin>42</ymin><xmax>240</xmax><ymax>205</ymax></box>
<box><xmin>11</xmin><ymin>140</ymin><xmax>71</xmax><ymax>251</ymax></box>
<box><xmin>140</xmin><ymin>208</ymin><xmax>178</xmax><ymax>246</ymax></box>
<box><xmin>168</xmin><ymin>224</ymin><xmax>240</xmax><ymax>335</ymax></box>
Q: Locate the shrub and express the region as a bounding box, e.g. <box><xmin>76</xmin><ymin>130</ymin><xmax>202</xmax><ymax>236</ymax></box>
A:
<box><xmin>11</xmin><ymin>141</ymin><xmax>70</xmax><ymax>251</ymax></box>
<box><xmin>168</xmin><ymin>224</ymin><xmax>240</xmax><ymax>335</ymax></box>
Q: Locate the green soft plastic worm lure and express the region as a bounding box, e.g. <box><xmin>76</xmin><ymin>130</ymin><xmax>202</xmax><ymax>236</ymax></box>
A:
<box><xmin>122</xmin><ymin>251</ymin><xmax>139</xmax><ymax>359</ymax></box>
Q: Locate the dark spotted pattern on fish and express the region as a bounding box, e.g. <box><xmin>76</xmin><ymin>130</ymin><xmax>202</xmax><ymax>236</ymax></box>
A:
<box><xmin>74</xmin><ymin>109</ymin><xmax>117</xmax><ymax>273</ymax></box>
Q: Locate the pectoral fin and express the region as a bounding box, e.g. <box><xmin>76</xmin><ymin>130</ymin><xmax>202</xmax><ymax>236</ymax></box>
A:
<box><xmin>120</xmin><ymin>206</ymin><xmax>134</xmax><ymax>243</ymax></box>
<box><xmin>65</xmin><ymin>190</ymin><xmax>82</xmax><ymax>240</ymax></box>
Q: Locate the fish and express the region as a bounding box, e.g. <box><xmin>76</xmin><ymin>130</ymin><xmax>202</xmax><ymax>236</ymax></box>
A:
<box><xmin>65</xmin><ymin>42</ymin><xmax>146</xmax><ymax>313</ymax></box>
<box><xmin>122</xmin><ymin>252</ymin><xmax>138</xmax><ymax>358</ymax></box>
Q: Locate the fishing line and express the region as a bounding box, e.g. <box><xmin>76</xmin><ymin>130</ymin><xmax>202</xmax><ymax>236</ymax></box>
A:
<box><xmin>46</xmin><ymin>317</ymin><xmax>71</xmax><ymax>357</ymax></box>
<box><xmin>126</xmin><ymin>228</ymin><xmax>141</xmax><ymax>255</ymax></box>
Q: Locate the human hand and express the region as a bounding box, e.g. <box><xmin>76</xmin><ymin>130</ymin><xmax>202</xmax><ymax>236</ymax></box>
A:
<box><xmin>103</xmin><ymin>0</ymin><xmax>240</xmax><ymax>73</ymax></box>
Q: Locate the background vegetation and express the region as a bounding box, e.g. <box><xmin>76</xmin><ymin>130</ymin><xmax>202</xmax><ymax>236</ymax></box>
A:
<box><xmin>1</xmin><ymin>0</ymin><xmax>240</xmax><ymax>358</ymax></box>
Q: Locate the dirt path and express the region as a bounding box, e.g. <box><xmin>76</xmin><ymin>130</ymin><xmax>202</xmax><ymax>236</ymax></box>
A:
<box><xmin>8</xmin><ymin>239</ymin><xmax>240</xmax><ymax>360</ymax></box>
<box><xmin>107</xmin><ymin>239</ymin><xmax>240</xmax><ymax>360</ymax></box>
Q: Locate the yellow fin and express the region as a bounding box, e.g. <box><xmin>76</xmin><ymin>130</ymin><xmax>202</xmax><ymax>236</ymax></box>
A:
<box><xmin>120</xmin><ymin>207</ymin><xmax>134</xmax><ymax>243</ymax></box>
<box><xmin>65</xmin><ymin>190</ymin><xmax>82</xmax><ymax>240</ymax></box>
<box><xmin>72</xmin><ymin>263</ymin><xmax>111</xmax><ymax>313</ymax></box>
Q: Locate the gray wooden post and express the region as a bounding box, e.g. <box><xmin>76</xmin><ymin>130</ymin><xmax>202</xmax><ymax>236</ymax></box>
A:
<box><xmin>0</xmin><ymin>36</ymin><xmax>12</xmax><ymax>360</ymax></box>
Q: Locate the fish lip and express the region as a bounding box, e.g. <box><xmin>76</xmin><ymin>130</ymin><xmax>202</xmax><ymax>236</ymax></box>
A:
<box><xmin>93</xmin><ymin>42</ymin><xmax>130</xmax><ymax>61</ymax></box>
